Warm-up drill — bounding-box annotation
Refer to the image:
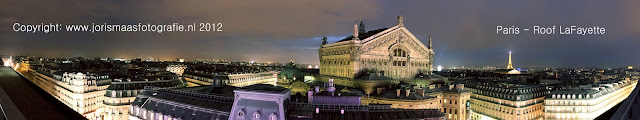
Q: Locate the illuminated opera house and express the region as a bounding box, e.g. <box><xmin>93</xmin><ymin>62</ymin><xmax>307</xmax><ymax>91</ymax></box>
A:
<box><xmin>319</xmin><ymin>16</ymin><xmax>434</xmax><ymax>80</ymax></box>
<box><xmin>315</xmin><ymin>16</ymin><xmax>471</xmax><ymax>120</ymax></box>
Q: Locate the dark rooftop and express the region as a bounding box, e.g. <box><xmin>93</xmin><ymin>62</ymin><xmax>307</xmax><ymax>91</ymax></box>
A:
<box><xmin>107</xmin><ymin>78</ymin><xmax>185</xmax><ymax>90</ymax></box>
<box><xmin>235</xmin><ymin>84</ymin><xmax>289</xmax><ymax>94</ymax></box>
<box><xmin>287</xmin><ymin>103</ymin><xmax>445</xmax><ymax>120</ymax></box>
<box><xmin>357</xmin><ymin>73</ymin><xmax>394</xmax><ymax>80</ymax></box>
<box><xmin>336</xmin><ymin>28</ymin><xmax>389</xmax><ymax>43</ymax></box>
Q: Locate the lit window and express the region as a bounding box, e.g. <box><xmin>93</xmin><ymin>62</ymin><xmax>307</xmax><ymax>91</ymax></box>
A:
<box><xmin>253</xmin><ymin>112</ymin><xmax>260</xmax><ymax>120</ymax></box>
<box><xmin>269</xmin><ymin>113</ymin><xmax>277</xmax><ymax>120</ymax></box>
<box><xmin>238</xmin><ymin>110</ymin><xmax>245</xmax><ymax>117</ymax></box>
<box><xmin>393</xmin><ymin>49</ymin><xmax>407</xmax><ymax>57</ymax></box>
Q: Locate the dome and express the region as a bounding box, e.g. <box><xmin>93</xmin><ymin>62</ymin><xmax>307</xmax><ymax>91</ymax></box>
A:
<box><xmin>279</xmin><ymin>62</ymin><xmax>303</xmax><ymax>80</ymax></box>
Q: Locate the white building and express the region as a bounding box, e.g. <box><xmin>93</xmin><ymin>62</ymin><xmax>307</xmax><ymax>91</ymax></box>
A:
<box><xmin>166</xmin><ymin>64</ymin><xmax>187</xmax><ymax>76</ymax></box>
<box><xmin>31</xmin><ymin>69</ymin><xmax>111</xmax><ymax>120</ymax></box>
<box><xmin>104</xmin><ymin>74</ymin><xmax>187</xmax><ymax>120</ymax></box>
<box><xmin>544</xmin><ymin>79</ymin><xmax>638</xmax><ymax>119</ymax></box>
<box><xmin>183</xmin><ymin>71</ymin><xmax>277</xmax><ymax>87</ymax></box>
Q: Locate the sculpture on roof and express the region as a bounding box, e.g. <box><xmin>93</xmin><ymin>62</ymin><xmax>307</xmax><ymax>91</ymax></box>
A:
<box><xmin>321</xmin><ymin>36</ymin><xmax>327</xmax><ymax>45</ymax></box>
<box><xmin>397</xmin><ymin>16</ymin><xmax>404</xmax><ymax>26</ymax></box>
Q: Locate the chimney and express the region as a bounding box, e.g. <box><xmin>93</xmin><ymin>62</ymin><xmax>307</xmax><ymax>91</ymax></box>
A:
<box><xmin>308</xmin><ymin>90</ymin><xmax>314</xmax><ymax>104</ymax></box>
<box><xmin>396</xmin><ymin>89</ymin><xmax>401</xmax><ymax>97</ymax></box>
<box><xmin>449</xmin><ymin>85</ymin><xmax>454</xmax><ymax>90</ymax></box>
<box><xmin>416</xmin><ymin>88</ymin><xmax>425</xmax><ymax>97</ymax></box>
<box><xmin>405</xmin><ymin>89</ymin><xmax>410</xmax><ymax>97</ymax></box>
<box><xmin>377</xmin><ymin>88</ymin><xmax>385</xmax><ymax>95</ymax></box>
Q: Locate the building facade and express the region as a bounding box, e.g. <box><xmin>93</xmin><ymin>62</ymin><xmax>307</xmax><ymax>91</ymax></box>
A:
<box><xmin>104</xmin><ymin>73</ymin><xmax>188</xmax><ymax>120</ymax></box>
<box><xmin>183</xmin><ymin>71</ymin><xmax>277</xmax><ymax>87</ymax></box>
<box><xmin>319</xmin><ymin>16</ymin><xmax>434</xmax><ymax>80</ymax></box>
<box><xmin>166</xmin><ymin>64</ymin><xmax>187</xmax><ymax>76</ymax></box>
<box><xmin>466</xmin><ymin>83</ymin><xmax>546</xmax><ymax>120</ymax></box>
<box><xmin>30</xmin><ymin>69</ymin><xmax>111</xmax><ymax>120</ymax></box>
<box><xmin>441</xmin><ymin>84</ymin><xmax>472</xmax><ymax>120</ymax></box>
<box><xmin>229</xmin><ymin>84</ymin><xmax>291</xmax><ymax>120</ymax></box>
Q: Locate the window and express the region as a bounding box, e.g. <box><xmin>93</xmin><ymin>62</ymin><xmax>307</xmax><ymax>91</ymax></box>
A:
<box><xmin>392</xmin><ymin>49</ymin><xmax>407</xmax><ymax>66</ymax></box>
<box><xmin>393</xmin><ymin>49</ymin><xmax>407</xmax><ymax>57</ymax></box>
<box><xmin>253</xmin><ymin>112</ymin><xmax>261</xmax><ymax>120</ymax></box>
<box><xmin>238</xmin><ymin>110</ymin><xmax>245</xmax><ymax>118</ymax></box>
<box><xmin>269</xmin><ymin>114</ymin><xmax>277</xmax><ymax>120</ymax></box>
<box><xmin>392</xmin><ymin>61</ymin><xmax>407</xmax><ymax>66</ymax></box>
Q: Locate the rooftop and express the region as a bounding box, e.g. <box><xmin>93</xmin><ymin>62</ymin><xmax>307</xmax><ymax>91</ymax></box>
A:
<box><xmin>287</xmin><ymin>103</ymin><xmax>444</xmax><ymax>120</ymax></box>
<box><xmin>107</xmin><ymin>78</ymin><xmax>184</xmax><ymax>90</ymax></box>
<box><xmin>336</xmin><ymin>28</ymin><xmax>389</xmax><ymax>43</ymax></box>
<box><xmin>235</xmin><ymin>84</ymin><xmax>289</xmax><ymax>94</ymax></box>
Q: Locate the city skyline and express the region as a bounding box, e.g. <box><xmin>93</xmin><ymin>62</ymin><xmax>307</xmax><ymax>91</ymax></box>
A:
<box><xmin>2</xmin><ymin>0</ymin><xmax>640</xmax><ymax>68</ymax></box>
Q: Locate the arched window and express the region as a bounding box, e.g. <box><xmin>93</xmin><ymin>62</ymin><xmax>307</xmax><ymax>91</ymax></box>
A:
<box><xmin>238</xmin><ymin>110</ymin><xmax>245</xmax><ymax>118</ymax></box>
<box><xmin>392</xmin><ymin>49</ymin><xmax>408</xmax><ymax>66</ymax></box>
<box><xmin>269</xmin><ymin>113</ymin><xmax>277</xmax><ymax>120</ymax></box>
<box><xmin>252</xmin><ymin>111</ymin><xmax>261</xmax><ymax>120</ymax></box>
<box><xmin>393</xmin><ymin>49</ymin><xmax>407</xmax><ymax>57</ymax></box>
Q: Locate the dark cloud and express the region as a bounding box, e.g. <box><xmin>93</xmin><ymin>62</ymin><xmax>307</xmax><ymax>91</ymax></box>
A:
<box><xmin>0</xmin><ymin>0</ymin><xmax>639</xmax><ymax>67</ymax></box>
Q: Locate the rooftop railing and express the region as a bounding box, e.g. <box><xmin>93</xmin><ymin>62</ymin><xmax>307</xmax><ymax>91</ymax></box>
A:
<box><xmin>610</xmin><ymin>80</ymin><xmax>640</xmax><ymax>120</ymax></box>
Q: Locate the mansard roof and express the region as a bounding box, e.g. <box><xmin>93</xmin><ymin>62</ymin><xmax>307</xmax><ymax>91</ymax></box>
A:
<box><xmin>107</xmin><ymin>78</ymin><xmax>184</xmax><ymax>90</ymax></box>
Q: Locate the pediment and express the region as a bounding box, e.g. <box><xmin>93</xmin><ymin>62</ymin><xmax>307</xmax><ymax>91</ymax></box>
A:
<box><xmin>358</xmin><ymin>27</ymin><xmax>432</xmax><ymax>58</ymax></box>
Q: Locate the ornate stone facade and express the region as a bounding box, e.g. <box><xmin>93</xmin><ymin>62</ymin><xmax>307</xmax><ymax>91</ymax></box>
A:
<box><xmin>319</xmin><ymin>16</ymin><xmax>434</xmax><ymax>80</ymax></box>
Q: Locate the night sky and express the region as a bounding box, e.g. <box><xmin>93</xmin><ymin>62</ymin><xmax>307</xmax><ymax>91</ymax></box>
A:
<box><xmin>1</xmin><ymin>0</ymin><xmax>639</xmax><ymax>68</ymax></box>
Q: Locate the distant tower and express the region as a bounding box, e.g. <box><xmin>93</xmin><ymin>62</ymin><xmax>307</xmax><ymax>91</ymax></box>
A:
<box><xmin>507</xmin><ymin>51</ymin><xmax>513</xmax><ymax>69</ymax></box>
<box><xmin>352</xmin><ymin>21</ymin><xmax>360</xmax><ymax>40</ymax></box>
<box><xmin>428</xmin><ymin>35</ymin><xmax>432</xmax><ymax>49</ymax></box>
<box><xmin>357</xmin><ymin>18</ymin><xmax>365</xmax><ymax>33</ymax></box>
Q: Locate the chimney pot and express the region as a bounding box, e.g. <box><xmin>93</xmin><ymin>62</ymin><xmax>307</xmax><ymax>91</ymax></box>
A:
<box><xmin>416</xmin><ymin>88</ymin><xmax>425</xmax><ymax>97</ymax></box>
<box><xmin>405</xmin><ymin>89</ymin><xmax>410</xmax><ymax>97</ymax></box>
